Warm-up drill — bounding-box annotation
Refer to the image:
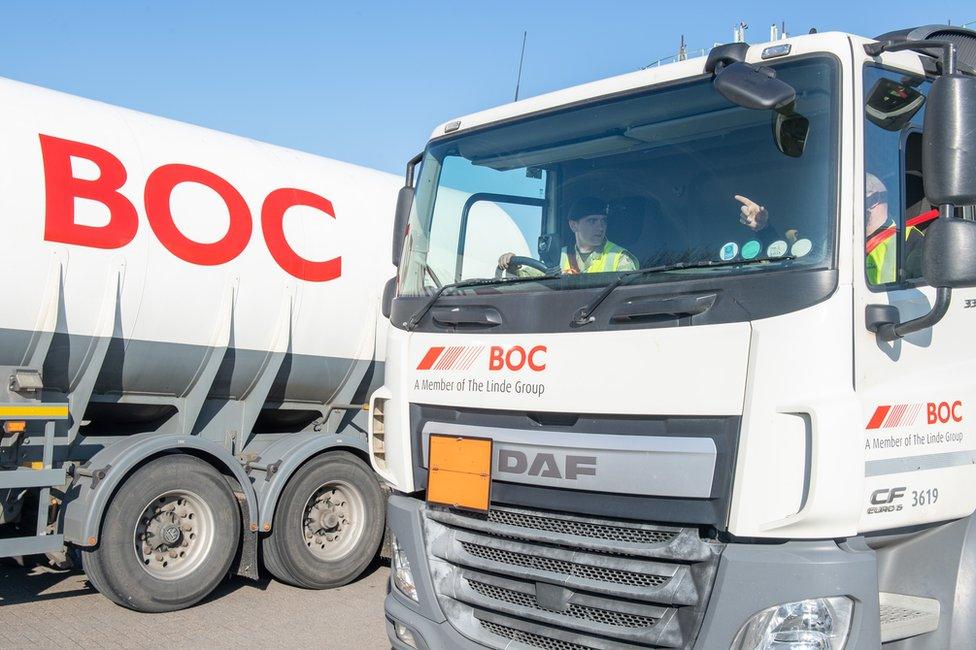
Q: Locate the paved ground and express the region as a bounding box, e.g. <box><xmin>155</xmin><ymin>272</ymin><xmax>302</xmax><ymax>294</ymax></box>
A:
<box><xmin>0</xmin><ymin>560</ymin><xmax>391</xmax><ymax>648</ymax></box>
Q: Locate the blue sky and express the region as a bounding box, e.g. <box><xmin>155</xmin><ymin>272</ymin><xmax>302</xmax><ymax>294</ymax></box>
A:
<box><xmin>0</xmin><ymin>2</ymin><xmax>971</xmax><ymax>175</ymax></box>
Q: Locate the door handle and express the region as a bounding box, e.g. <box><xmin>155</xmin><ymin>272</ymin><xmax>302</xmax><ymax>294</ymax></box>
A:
<box><xmin>431</xmin><ymin>306</ymin><xmax>502</xmax><ymax>328</ymax></box>
<box><xmin>610</xmin><ymin>294</ymin><xmax>716</xmax><ymax>323</ymax></box>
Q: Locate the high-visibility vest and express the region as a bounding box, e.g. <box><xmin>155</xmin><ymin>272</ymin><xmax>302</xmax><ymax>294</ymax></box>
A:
<box><xmin>865</xmin><ymin>210</ymin><xmax>936</xmax><ymax>285</ymax></box>
<box><xmin>560</xmin><ymin>241</ymin><xmax>636</xmax><ymax>273</ymax></box>
<box><xmin>866</xmin><ymin>229</ymin><xmax>899</xmax><ymax>285</ymax></box>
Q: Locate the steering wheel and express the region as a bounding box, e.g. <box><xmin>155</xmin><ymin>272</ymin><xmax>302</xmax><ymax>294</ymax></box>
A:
<box><xmin>495</xmin><ymin>255</ymin><xmax>551</xmax><ymax>279</ymax></box>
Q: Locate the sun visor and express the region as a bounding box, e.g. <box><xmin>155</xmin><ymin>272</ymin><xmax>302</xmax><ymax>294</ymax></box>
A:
<box><xmin>471</xmin><ymin>135</ymin><xmax>642</xmax><ymax>171</ymax></box>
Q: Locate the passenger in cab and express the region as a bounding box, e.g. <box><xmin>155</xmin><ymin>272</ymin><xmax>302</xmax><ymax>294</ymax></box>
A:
<box><xmin>739</xmin><ymin>174</ymin><xmax>931</xmax><ymax>284</ymax></box>
<box><xmin>861</xmin><ymin>173</ymin><xmax>927</xmax><ymax>284</ymax></box>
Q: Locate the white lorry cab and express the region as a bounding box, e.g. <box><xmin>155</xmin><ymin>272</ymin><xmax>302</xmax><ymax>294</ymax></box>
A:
<box><xmin>372</xmin><ymin>26</ymin><xmax>976</xmax><ymax>649</ymax></box>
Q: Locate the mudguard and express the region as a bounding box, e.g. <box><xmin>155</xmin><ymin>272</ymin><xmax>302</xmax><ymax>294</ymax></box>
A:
<box><xmin>62</xmin><ymin>433</ymin><xmax>259</xmax><ymax>546</ymax></box>
<box><xmin>248</xmin><ymin>431</ymin><xmax>369</xmax><ymax>532</ymax></box>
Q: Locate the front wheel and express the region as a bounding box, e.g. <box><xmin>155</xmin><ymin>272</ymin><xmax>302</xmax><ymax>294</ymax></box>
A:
<box><xmin>81</xmin><ymin>454</ymin><xmax>241</xmax><ymax>612</ymax></box>
<box><xmin>261</xmin><ymin>451</ymin><xmax>385</xmax><ymax>589</ymax></box>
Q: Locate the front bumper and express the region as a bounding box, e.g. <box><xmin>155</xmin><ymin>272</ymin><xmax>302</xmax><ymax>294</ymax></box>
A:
<box><xmin>388</xmin><ymin>588</ymin><xmax>484</xmax><ymax>650</ymax></box>
<box><xmin>385</xmin><ymin>494</ymin><xmax>882</xmax><ymax>648</ymax></box>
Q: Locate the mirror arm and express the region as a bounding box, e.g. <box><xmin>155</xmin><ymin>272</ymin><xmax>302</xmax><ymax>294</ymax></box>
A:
<box><xmin>864</xmin><ymin>39</ymin><xmax>957</xmax><ymax>74</ymax></box>
<box><xmin>875</xmin><ymin>286</ymin><xmax>951</xmax><ymax>341</ymax></box>
<box><xmin>404</xmin><ymin>151</ymin><xmax>423</xmax><ymax>188</ymax></box>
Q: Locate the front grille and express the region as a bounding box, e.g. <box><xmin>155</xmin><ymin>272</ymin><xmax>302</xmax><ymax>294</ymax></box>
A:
<box><xmin>423</xmin><ymin>504</ymin><xmax>722</xmax><ymax>649</ymax></box>
<box><xmin>469</xmin><ymin>580</ymin><xmax>658</xmax><ymax>629</ymax></box>
<box><xmin>480</xmin><ymin>620</ymin><xmax>590</xmax><ymax>650</ymax></box>
<box><xmin>487</xmin><ymin>508</ymin><xmax>679</xmax><ymax>545</ymax></box>
<box><xmin>461</xmin><ymin>541</ymin><xmax>670</xmax><ymax>588</ymax></box>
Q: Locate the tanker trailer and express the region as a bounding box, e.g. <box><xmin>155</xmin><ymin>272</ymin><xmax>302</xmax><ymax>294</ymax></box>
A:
<box><xmin>0</xmin><ymin>76</ymin><xmax>400</xmax><ymax>612</ymax></box>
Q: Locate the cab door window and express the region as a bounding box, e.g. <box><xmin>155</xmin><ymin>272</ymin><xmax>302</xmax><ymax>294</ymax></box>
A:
<box><xmin>863</xmin><ymin>66</ymin><xmax>934</xmax><ymax>289</ymax></box>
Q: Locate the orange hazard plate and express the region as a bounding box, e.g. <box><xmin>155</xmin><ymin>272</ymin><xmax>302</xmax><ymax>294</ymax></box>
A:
<box><xmin>427</xmin><ymin>434</ymin><xmax>492</xmax><ymax>512</ymax></box>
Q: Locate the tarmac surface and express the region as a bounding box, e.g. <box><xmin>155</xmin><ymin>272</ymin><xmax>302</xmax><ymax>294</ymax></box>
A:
<box><xmin>0</xmin><ymin>559</ymin><xmax>391</xmax><ymax>648</ymax></box>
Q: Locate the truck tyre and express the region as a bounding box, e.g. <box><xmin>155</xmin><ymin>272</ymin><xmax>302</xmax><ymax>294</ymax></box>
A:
<box><xmin>262</xmin><ymin>451</ymin><xmax>385</xmax><ymax>589</ymax></box>
<box><xmin>81</xmin><ymin>454</ymin><xmax>241</xmax><ymax>612</ymax></box>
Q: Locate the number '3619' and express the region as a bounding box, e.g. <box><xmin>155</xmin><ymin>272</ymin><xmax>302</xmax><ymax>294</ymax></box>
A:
<box><xmin>912</xmin><ymin>488</ymin><xmax>939</xmax><ymax>507</ymax></box>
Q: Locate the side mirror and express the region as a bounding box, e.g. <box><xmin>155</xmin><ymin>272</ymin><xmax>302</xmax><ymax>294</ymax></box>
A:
<box><xmin>712</xmin><ymin>62</ymin><xmax>796</xmax><ymax>111</ymax></box>
<box><xmin>922</xmin><ymin>218</ymin><xmax>976</xmax><ymax>288</ymax></box>
<box><xmin>381</xmin><ymin>276</ymin><xmax>396</xmax><ymax>319</ymax></box>
<box><xmin>392</xmin><ymin>152</ymin><xmax>424</xmax><ymax>267</ymax></box>
<box><xmin>537</xmin><ymin>232</ymin><xmax>561</xmax><ymax>269</ymax></box>
<box><xmin>391</xmin><ymin>185</ymin><xmax>413</xmax><ymax>267</ymax></box>
<box><xmin>922</xmin><ymin>74</ymin><xmax>976</xmax><ymax>206</ymax></box>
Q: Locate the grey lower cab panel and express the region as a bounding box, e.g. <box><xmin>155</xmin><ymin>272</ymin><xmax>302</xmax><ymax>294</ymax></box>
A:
<box><xmin>695</xmin><ymin>538</ymin><xmax>881</xmax><ymax>648</ymax></box>
<box><xmin>409</xmin><ymin>404</ymin><xmax>740</xmax><ymax>527</ymax></box>
<box><xmin>872</xmin><ymin>514</ymin><xmax>976</xmax><ymax>648</ymax></box>
<box><xmin>420</xmin><ymin>422</ymin><xmax>717</xmax><ymax>498</ymax></box>
<box><xmin>409</xmin><ymin>497</ymin><xmax>721</xmax><ymax>648</ymax></box>
<box><xmin>386</xmin><ymin>495</ymin><xmax>888</xmax><ymax>649</ymax></box>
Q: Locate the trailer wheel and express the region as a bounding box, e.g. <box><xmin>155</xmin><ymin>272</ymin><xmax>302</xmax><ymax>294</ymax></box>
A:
<box><xmin>81</xmin><ymin>454</ymin><xmax>241</xmax><ymax>612</ymax></box>
<box><xmin>262</xmin><ymin>451</ymin><xmax>384</xmax><ymax>589</ymax></box>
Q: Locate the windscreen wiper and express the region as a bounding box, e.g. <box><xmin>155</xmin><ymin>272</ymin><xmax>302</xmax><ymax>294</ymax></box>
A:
<box><xmin>405</xmin><ymin>272</ymin><xmax>562</xmax><ymax>330</ymax></box>
<box><xmin>571</xmin><ymin>255</ymin><xmax>795</xmax><ymax>326</ymax></box>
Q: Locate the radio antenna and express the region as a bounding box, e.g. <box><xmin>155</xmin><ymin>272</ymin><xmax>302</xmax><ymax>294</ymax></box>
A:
<box><xmin>514</xmin><ymin>31</ymin><xmax>527</xmax><ymax>101</ymax></box>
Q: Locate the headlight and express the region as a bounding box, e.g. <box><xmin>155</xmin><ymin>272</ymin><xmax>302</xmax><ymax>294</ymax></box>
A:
<box><xmin>391</xmin><ymin>534</ymin><xmax>418</xmax><ymax>602</ymax></box>
<box><xmin>732</xmin><ymin>596</ymin><xmax>853</xmax><ymax>649</ymax></box>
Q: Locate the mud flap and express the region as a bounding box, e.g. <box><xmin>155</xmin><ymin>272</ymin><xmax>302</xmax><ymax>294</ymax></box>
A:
<box><xmin>232</xmin><ymin>489</ymin><xmax>260</xmax><ymax>580</ymax></box>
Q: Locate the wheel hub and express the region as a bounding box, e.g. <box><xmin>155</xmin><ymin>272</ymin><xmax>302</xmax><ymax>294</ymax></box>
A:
<box><xmin>134</xmin><ymin>491</ymin><xmax>213</xmax><ymax>580</ymax></box>
<box><xmin>321</xmin><ymin>511</ymin><xmax>340</xmax><ymax>529</ymax></box>
<box><xmin>160</xmin><ymin>523</ymin><xmax>182</xmax><ymax>546</ymax></box>
<box><xmin>302</xmin><ymin>482</ymin><xmax>365</xmax><ymax>561</ymax></box>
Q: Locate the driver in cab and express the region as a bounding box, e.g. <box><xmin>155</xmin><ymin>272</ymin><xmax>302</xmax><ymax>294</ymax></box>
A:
<box><xmin>498</xmin><ymin>197</ymin><xmax>638</xmax><ymax>276</ymax></box>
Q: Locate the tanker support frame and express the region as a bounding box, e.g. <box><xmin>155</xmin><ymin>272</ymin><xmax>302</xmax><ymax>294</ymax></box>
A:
<box><xmin>0</xmin><ymin>354</ymin><xmax>387</xmax><ymax>613</ymax></box>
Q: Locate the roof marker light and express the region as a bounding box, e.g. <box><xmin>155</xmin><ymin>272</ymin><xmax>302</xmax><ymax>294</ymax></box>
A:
<box><xmin>762</xmin><ymin>44</ymin><xmax>792</xmax><ymax>59</ymax></box>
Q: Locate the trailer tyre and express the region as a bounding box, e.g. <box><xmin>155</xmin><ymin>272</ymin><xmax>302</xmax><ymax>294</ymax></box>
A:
<box><xmin>262</xmin><ymin>451</ymin><xmax>384</xmax><ymax>589</ymax></box>
<box><xmin>81</xmin><ymin>454</ymin><xmax>241</xmax><ymax>612</ymax></box>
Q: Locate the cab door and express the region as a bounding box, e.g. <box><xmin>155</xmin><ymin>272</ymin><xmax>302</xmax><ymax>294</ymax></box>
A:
<box><xmin>853</xmin><ymin>60</ymin><xmax>976</xmax><ymax>533</ymax></box>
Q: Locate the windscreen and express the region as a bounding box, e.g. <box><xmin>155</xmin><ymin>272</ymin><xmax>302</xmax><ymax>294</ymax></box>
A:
<box><xmin>398</xmin><ymin>56</ymin><xmax>839</xmax><ymax>297</ymax></box>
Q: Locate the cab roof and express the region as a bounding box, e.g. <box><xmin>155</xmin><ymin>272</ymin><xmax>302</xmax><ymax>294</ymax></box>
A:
<box><xmin>427</xmin><ymin>27</ymin><xmax>975</xmax><ymax>142</ymax></box>
<box><xmin>428</xmin><ymin>31</ymin><xmax>855</xmax><ymax>142</ymax></box>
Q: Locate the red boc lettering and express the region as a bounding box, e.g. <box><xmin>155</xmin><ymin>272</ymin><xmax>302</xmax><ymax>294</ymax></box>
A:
<box><xmin>928</xmin><ymin>400</ymin><xmax>963</xmax><ymax>424</ymax></box>
<box><xmin>262</xmin><ymin>189</ymin><xmax>341</xmax><ymax>282</ymax></box>
<box><xmin>144</xmin><ymin>164</ymin><xmax>252</xmax><ymax>265</ymax></box>
<box><xmin>38</xmin><ymin>134</ymin><xmax>342</xmax><ymax>281</ymax></box>
<box><xmin>527</xmin><ymin>345</ymin><xmax>547</xmax><ymax>371</ymax></box>
<box><xmin>40</xmin><ymin>134</ymin><xmax>138</xmax><ymax>249</ymax></box>
<box><xmin>489</xmin><ymin>346</ymin><xmax>505</xmax><ymax>371</ymax></box>
<box><xmin>506</xmin><ymin>347</ymin><xmax>526</xmax><ymax>370</ymax></box>
<box><xmin>489</xmin><ymin>345</ymin><xmax>548</xmax><ymax>372</ymax></box>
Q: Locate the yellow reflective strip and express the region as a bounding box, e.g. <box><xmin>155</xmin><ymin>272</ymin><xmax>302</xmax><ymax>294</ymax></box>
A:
<box><xmin>0</xmin><ymin>405</ymin><xmax>69</xmax><ymax>418</ymax></box>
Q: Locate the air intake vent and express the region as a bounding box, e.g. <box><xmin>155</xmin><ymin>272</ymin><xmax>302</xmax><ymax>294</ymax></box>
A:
<box><xmin>460</xmin><ymin>541</ymin><xmax>671</xmax><ymax>588</ymax></box>
<box><xmin>480</xmin><ymin>619</ymin><xmax>592</xmax><ymax>650</ymax></box>
<box><xmin>369</xmin><ymin>398</ymin><xmax>387</xmax><ymax>470</ymax></box>
<box><xmin>422</xmin><ymin>503</ymin><xmax>721</xmax><ymax>648</ymax></box>
<box><xmin>468</xmin><ymin>580</ymin><xmax>660</xmax><ymax>629</ymax></box>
